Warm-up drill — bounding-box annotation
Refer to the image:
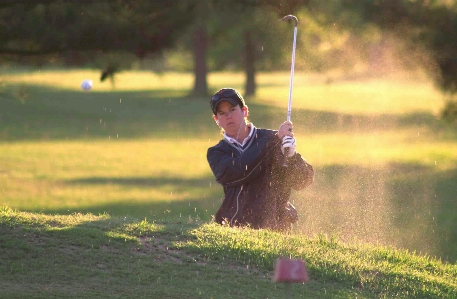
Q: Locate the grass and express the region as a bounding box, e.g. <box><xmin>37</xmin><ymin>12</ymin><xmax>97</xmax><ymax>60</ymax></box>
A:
<box><xmin>1</xmin><ymin>207</ymin><xmax>456</xmax><ymax>299</ymax></box>
<box><xmin>1</xmin><ymin>69</ymin><xmax>457</xmax><ymax>297</ymax></box>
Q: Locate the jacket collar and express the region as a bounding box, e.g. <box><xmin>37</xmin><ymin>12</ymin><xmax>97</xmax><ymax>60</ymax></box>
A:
<box><xmin>224</xmin><ymin>123</ymin><xmax>256</xmax><ymax>147</ymax></box>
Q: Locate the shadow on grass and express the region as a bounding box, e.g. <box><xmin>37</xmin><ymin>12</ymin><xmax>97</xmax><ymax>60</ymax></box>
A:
<box><xmin>0</xmin><ymin>83</ymin><xmax>216</xmax><ymax>141</ymax></box>
<box><xmin>30</xmin><ymin>199</ymin><xmax>218</xmax><ymax>222</ymax></box>
<box><xmin>17</xmin><ymin>174</ymin><xmax>221</xmax><ymax>223</ymax></box>
<box><xmin>65</xmin><ymin>176</ymin><xmax>211</xmax><ymax>187</ymax></box>
<box><xmin>1</xmin><ymin>209</ymin><xmax>371</xmax><ymax>299</ymax></box>
<box><xmin>0</xmin><ymin>208</ymin><xmax>220</xmax><ymax>298</ymax></box>
<box><xmin>2</xmin><ymin>82</ymin><xmax>455</xmax><ymax>142</ymax></box>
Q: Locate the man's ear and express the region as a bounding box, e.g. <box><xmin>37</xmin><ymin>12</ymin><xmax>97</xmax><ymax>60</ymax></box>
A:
<box><xmin>243</xmin><ymin>106</ymin><xmax>249</xmax><ymax>117</ymax></box>
<box><xmin>213</xmin><ymin>115</ymin><xmax>219</xmax><ymax>125</ymax></box>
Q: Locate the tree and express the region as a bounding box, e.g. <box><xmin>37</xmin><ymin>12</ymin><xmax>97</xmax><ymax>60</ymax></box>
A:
<box><xmin>0</xmin><ymin>1</ymin><xmax>196</xmax><ymax>70</ymax></box>
<box><xmin>171</xmin><ymin>0</ymin><xmax>311</xmax><ymax>96</ymax></box>
<box><xmin>227</xmin><ymin>0</ymin><xmax>312</xmax><ymax>96</ymax></box>
<box><xmin>244</xmin><ymin>28</ymin><xmax>256</xmax><ymax>96</ymax></box>
<box><xmin>190</xmin><ymin>1</ymin><xmax>210</xmax><ymax>96</ymax></box>
<box><xmin>1</xmin><ymin>0</ymin><xmax>313</xmax><ymax>98</ymax></box>
<box><xmin>196</xmin><ymin>1</ymin><xmax>310</xmax><ymax>96</ymax></box>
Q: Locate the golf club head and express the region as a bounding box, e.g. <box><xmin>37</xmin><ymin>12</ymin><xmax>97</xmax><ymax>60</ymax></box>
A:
<box><xmin>280</xmin><ymin>15</ymin><xmax>298</xmax><ymax>27</ymax></box>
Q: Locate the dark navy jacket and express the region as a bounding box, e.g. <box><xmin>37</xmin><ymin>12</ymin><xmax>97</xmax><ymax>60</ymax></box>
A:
<box><xmin>207</xmin><ymin>127</ymin><xmax>314</xmax><ymax>230</ymax></box>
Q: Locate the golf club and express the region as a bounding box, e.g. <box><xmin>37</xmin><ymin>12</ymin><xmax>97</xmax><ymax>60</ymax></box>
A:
<box><xmin>280</xmin><ymin>14</ymin><xmax>298</xmax><ymax>167</ymax></box>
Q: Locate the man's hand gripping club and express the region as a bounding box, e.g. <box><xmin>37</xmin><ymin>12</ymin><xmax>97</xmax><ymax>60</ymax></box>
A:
<box><xmin>278</xmin><ymin>121</ymin><xmax>296</xmax><ymax>158</ymax></box>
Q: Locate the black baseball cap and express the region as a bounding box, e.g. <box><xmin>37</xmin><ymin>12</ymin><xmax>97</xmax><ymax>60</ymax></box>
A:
<box><xmin>210</xmin><ymin>88</ymin><xmax>246</xmax><ymax>115</ymax></box>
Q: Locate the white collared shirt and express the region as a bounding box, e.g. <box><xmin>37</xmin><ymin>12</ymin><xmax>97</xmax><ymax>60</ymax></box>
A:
<box><xmin>224</xmin><ymin>123</ymin><xmax>256</xmax><ymax>148</ymax></box>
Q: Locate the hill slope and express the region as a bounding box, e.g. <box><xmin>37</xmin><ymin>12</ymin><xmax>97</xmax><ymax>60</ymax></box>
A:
<box><xmin>1</xmin><ymin>206</ymin><xmax>456</xmax><ymax>299</ymax></box>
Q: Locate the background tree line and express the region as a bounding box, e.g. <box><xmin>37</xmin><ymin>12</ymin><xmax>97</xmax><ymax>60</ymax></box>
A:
<box><xmin>1</xmin><ymin>0</ymin><xmax>456</xmax><ymax>121</ymax></box>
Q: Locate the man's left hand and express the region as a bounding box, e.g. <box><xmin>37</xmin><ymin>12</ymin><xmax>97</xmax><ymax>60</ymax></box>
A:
<box><xmin>281</xmin><ymin>136</ymin><xmax>296</xmax><ymax>157</ymax></box>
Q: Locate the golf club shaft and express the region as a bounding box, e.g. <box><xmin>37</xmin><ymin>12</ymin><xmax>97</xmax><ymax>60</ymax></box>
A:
<box><xmin>287</xmin><ymin>24</ymin><xmax>297</xmax><ymax>123</ymax></box>
<box><xmin>281</xmin><ymin>15</ymin><xmax>298</xmax><ymax>166</ymax></box>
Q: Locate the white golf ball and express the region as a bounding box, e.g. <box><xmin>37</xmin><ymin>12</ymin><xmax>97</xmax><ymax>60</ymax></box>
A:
<box><xmin>81</xmin><ymin>79</ymin><xmax>93</xmax><ymax>91</ymax></box>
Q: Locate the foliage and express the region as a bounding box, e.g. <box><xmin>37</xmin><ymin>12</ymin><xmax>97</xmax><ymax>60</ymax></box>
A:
<box><xmin>0</xmin><ymin>1</ymin><xmax>196</xmax><ymax>63</ymax></box>
<box><xmin>6</xmin><ymin>0</ymin><xmax>457</xmax><ymax>92</ymax></box>
<box><xmin>441</xmin><ymin>100</ymin><xmax>457</xmax><ymax>123</ymax></box>
<box><xmin>3</xmin><ymin>0</ymin><xmax>457</xmax><ymax>101</ymax></box>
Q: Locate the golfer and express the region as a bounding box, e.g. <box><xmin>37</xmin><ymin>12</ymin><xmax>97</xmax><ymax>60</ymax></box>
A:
<box><xmin>207</xmin><ymin>88</ymin><xmax>314</xmax><ymax>231</ymax></box>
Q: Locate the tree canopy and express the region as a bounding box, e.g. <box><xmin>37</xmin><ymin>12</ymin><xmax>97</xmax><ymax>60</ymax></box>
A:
<box><xmin>2</xmin><ymin>0</ymin><xmax>457</xmax><ymax>109</ymax></box>
<box><xmin>0</xmin><ymin>1</ymin><xmax>195</xmax><ymax>59</ymax></box>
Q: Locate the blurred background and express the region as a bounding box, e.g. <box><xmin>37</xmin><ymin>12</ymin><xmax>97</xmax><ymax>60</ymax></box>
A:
<box><xmin>1</xmin><ymin>0</ymin><xmax>456</xmax><ymax>263</ymax></box>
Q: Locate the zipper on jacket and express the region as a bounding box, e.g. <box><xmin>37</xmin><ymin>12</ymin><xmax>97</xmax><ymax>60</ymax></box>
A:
<box><xmin>230</xmin><ymin>184</ymin><xmax>243</xmax><ymax>226</ymax></box>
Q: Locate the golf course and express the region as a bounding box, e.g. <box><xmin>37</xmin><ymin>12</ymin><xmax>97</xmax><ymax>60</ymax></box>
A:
<box><xmin>1</xmin><ymin>69</ymin><xmax>456</xmax><ymax>298</ymax></box>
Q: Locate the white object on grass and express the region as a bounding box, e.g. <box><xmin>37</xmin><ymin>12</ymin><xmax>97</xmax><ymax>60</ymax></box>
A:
<box><xmin>81</xmin><ymin>79</ymin><xmax>93</xmax><ymax>91</ymax></box>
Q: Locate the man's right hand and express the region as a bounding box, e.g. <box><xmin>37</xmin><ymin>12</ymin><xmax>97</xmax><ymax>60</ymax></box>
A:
<box><xmin>278</xmin><ymin>121</ymin><xmax>294</xmax><ymax>139</ymax></box>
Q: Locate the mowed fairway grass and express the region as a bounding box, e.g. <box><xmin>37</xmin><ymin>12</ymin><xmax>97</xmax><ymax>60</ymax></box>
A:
<box><xmin>1</xmin><ymin>69</ymin><xmax>457</xmax><ymax>267</ymax></box>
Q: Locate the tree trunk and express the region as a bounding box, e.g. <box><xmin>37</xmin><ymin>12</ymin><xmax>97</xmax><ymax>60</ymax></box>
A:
<box><xmin>192</xmin><ymin>27</ymin><xmax>208</xmax><ymax>96</ymax></box>
<box><xmin>244</xmin><ymin>29</ymin><xmax>256</xmax><ymax>96</ymax></box>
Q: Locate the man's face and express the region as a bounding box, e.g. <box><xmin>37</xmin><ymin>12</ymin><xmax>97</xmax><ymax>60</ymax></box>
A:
<box><xmin>214</xmin><ymin>101</ymin><xmax>246</xmax><ymax>137</ymax></box>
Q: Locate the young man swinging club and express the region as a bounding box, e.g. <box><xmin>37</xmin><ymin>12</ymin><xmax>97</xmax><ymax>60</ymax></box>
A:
<box><xmin>207</xmin><ymin>88</ymin><xmax>314</xmax><ymax>231</ymax></box>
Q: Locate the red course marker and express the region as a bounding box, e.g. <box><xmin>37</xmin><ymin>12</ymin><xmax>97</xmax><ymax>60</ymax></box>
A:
<box><xmin>273</xmin><ymin>258</ymin><xmax>309</xmax><ymax>283</ymax></box>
